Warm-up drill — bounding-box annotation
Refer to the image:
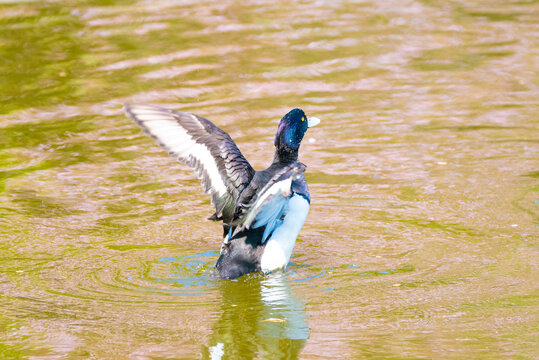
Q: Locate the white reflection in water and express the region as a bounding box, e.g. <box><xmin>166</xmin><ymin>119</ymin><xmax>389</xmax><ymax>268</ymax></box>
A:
<box><xmin>202</xmin><ymin>273</ymin><xmax>309</xmax><ymax>359</ymax></box>
<box><xmin>259</xmin><ymin>273</ymin><xmax>310</xmax><ymax>341</ymax></box>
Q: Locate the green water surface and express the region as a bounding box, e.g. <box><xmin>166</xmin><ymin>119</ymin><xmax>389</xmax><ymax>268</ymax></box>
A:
<box><xmin>0</xmin><ymin>0</ymin><xmax>537</xmax><ymax>358</ymax></box>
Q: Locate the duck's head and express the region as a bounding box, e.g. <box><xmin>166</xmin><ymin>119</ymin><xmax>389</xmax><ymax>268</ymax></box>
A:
<box><xmin>274</xmin><ymin>108</ymin><xmax>320</xmax><ymax>152</ymax></box>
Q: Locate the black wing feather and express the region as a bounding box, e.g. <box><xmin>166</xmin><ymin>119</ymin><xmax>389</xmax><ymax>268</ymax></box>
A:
<box><xmin>125</xmin><ymin>103</ymin><xmax>255</xmax><ymax>223</ymax></box>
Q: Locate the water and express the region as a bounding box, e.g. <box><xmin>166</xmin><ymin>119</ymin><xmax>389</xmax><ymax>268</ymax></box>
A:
<box><xmin>0</xmin><ymin>0</ymin><xmax>537</xmax><ymax>358</ymax></box>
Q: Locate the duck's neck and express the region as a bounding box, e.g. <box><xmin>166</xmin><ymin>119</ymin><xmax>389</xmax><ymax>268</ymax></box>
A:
<box><xmin>273</xmin><ymin>146</ymin><xmax>299</xmax><ymax>164</ymax></box>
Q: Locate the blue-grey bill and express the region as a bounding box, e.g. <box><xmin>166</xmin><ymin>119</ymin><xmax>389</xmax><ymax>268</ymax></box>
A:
<box><xmin>307</xmin><ymin>117</ymin><xmax>320</xmax><ymax>128</ymax></box>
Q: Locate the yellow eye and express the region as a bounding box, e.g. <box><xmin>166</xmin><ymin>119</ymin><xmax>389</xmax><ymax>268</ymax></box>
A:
<box><xmin>302</xmin><ymin>117</ymin><xmax>306</xmax><ymax>122</ymax></box>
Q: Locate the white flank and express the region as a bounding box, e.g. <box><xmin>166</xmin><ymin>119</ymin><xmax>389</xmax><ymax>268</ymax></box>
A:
<box><xmin>260</xmin><ymin>194</ymin><xmax>310</xmax><ymax>272</ymax></box>
<box><xmin>129</xmin><ymin>106</ymin><xmax>227</xmax><ymax>196</ymax></box>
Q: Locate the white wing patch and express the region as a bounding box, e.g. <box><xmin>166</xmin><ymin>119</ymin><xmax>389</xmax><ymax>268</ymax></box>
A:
<box><xmin>127</xmin><ymin>105</ymin><xmax>227</xmax><ymax>197</ymax></box>
<box><xmin>233</xmin><ymin>164</ymin><xmax>305</xmax><ymax>242</ymax></box>
<box><xmin>241</xmin><ymin>177</ymin><xmax>291</xmax><ymax>226</ymax></box>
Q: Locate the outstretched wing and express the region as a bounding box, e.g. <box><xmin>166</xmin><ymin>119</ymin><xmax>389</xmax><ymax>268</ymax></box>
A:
<box><xmin>233</xmin><ymin>163</ymin><xmax>306</xmax><ymax>243</ymax></box>
<box><xmin>125</xmin><ymin>103</ymin><xmax>255</xmax><ymax>223</ymax></box>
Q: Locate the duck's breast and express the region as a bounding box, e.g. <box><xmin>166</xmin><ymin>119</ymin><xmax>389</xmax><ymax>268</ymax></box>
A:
<box><xmin>260</xmin><ymin>194</ymin><xmax>310</xmax><ymax>272</ymax></box>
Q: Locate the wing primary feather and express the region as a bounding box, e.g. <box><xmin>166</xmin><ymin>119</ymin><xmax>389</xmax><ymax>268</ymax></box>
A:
<box><xmin>124</xmin><ymin>103</ymin><xmax>255</xmax><ymax>222</ymax></box>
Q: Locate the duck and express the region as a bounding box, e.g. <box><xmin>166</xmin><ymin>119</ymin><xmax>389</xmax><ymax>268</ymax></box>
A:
<box><xmin>124</xmin><ymin>104</ymin><xmax>320</xmax><ymax>279</ymax></box>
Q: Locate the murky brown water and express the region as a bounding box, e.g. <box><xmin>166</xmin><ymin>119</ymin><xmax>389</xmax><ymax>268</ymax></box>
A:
<box><xmin>1</xmin><ymin>0</ymin><xmax>538</xmax><ymax>358</ymax></box>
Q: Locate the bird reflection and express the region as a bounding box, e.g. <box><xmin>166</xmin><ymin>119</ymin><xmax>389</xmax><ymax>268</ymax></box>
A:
<box><xmin>202</xmin><ymin>273</ymin><xmax>309</xmax><ymax>359</ymax></box>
